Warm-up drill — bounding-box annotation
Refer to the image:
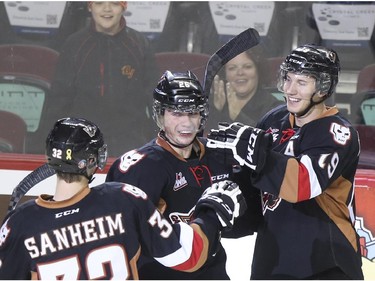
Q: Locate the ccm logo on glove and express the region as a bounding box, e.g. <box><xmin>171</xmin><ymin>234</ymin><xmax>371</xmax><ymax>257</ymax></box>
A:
<box><xmin>247</xmin><ymin>128</ymin><xmax>263</xmax><ymax>164</ymax></box>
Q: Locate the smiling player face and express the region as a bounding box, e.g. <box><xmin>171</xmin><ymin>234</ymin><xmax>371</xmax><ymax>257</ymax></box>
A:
<box><xmin>162</xmin><ymin>109</ymin><xmax>201</xmax><ymax>148</ymax></box>
<box><xmin>282</xmin><ymin>72</ymin><xmax>317</xmax><ymax>116</ymax></box>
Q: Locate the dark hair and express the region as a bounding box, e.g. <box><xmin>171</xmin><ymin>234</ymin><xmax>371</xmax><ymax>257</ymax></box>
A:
<box><xmin>221</xmin><ymin>44</ymin><xmax>267</xmax><ymax>87</ymax></box>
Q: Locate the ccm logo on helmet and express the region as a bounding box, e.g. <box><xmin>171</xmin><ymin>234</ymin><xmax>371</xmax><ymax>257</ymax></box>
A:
<box><xmin>289</xmin><ymin>58</ymin><xmax>302</xmax><ymax>65</ymax></box>
<box><xmin>177</xmin><ymin>98</ymin><xmax>195</xmax><ymax>103</ymax></box>
<box><xmin>247</xmin><ymin>129</ymin><xmax>262</xmax><ymax>164</ymax></box>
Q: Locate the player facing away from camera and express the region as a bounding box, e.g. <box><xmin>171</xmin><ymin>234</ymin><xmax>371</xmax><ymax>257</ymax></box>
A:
<box><xmin>0</xmin><ymin>117</ymin><xmax>246</xmax><ymax>280</ymax></box>
<box><xmin>207</xmin><ymin>44</ymin><xmax>364</xmax><ymax>279</ymax></box>
<box><xmin>106</xmin><ymin>70</ymin><xmax>240</xmax><ymax>279</ymax></box>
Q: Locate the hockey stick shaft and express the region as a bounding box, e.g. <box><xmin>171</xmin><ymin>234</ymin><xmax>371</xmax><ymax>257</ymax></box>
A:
<box><xmin>7</xmin><ymin>163</ymin><xmax>56</xmax><ymax>214</ymax></box>
<box><xmin>203</xmin><ymin>28</ymin><xmax>260</xmax><ymax>97</ymax></box>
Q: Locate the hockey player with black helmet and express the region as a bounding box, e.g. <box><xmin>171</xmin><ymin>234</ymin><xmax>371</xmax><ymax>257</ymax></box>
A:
<box><xmin>0</xmin><ymin>117</ymin><xmax>247</xmax><ymax>279</ymax></box>
<box><xmin>106</xmin><ymin>70</ymin><xmax>242</xmax><ymax>279</ymax></box>
<box><xmin>207</xmin><ymin>45</ymin><xmax>364</xmax><ymax>279</ymax></box>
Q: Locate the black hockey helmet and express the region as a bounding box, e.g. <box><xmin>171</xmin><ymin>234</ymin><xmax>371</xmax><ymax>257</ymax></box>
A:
<box><xmin>46</xmin><ymin>117</ymin><xmax>107</xmax><ymax>180</ymax></box>
<box><xmin>152</xmin><ymin>70</ymin><xmax>209</xmax><ymax>131</ymax></box>
<box><xmin>277</xmin><ymin>44</ymin><xmax>340</xmax><ymax>99</ymax></box>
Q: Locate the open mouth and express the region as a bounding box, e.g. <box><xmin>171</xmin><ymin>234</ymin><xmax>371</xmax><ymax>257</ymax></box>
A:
<box><xmin>287</xmin><ymin>96</ymin><xmax>301</xmax><ymax>104</ymax></box>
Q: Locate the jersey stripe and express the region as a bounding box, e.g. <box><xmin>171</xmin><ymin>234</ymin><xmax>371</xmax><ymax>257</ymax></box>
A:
<box><xmin>172</xmin><ymin>227</ymin><xmax>204</xmax><ymax>271</ymax></box>
<box><xmin>300</xmin><ymin>155</ymin><xmax>322</xmax><ymax>200</ymax></box>
<box><xmin>154</xmin><ymin>222</ymin><xmax>195</xmax><ymax>267</ymax></box>
<box><xmin>297</xmin><ymin>162</ymin><xmax>311</xmax><ymax>201</ymax></box>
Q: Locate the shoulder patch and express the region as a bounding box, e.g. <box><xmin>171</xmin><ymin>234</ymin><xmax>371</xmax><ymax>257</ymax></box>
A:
<box><xmin>119</xmin><ymin>149</ymin><xmax>145</xmax><ymax>172</ymax></box>
<box><xmin>330</xmin><ymin>122</ymin><xmax>351</xmax><ymax>145</ymax></box>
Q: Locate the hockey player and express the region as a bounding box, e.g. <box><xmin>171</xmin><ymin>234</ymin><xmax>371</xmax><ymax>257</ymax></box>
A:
<box><xmin>106</xmin><ymin>70</ymin><xmax>238</xmax><ymax>279</ymax></box>
<box><xmin>0</xmin><ymin>117</ymin><xmax>246</xmax><ymax>280</ymax></box>
<box><xmin>207</xmin><ymin>44</ymin><xmax>364</xmax><ymax>279</ymax></box>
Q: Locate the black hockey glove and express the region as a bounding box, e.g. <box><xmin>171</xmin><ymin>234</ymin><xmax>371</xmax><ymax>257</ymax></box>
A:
<box><xmin>207</xmin><ymin>122</ymin><xmax>272</xmax><ymax>173</ymax></box>
<box><xmin>194</xmin><ymin>180</ymin><xmax>247</xmax><ymax>230</ymax></box>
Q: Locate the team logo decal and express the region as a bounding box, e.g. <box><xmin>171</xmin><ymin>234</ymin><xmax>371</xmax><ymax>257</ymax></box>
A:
<box><xmin>169</xmin><ymin>207</ymin><xmax>195</xmax><ymax>224</ymax></box>
<box><xmin>330</xmin><ymin>123</ymin><xmax>350</xmax><ymax>145</ymax></box>
<box><xmin>280</xmin><ymin>128</ymin><xmax>296</xmax><ymax>144</ymax></box>
<box><xmin>190</xmin><ymin>165</ymin><xmax>212</xmax><ymax>187</ymax></box>
<box><xmin>83</xmin><ymin>125</ymin><xmax>96</xmax><ymax>137</ymax></box>
<box><xmin>262</xmin><ymin>192</ymin><xmax>282</xmax><ymax>214</ymax></box>
<box><xmin>266</xmin><ymin>127</ymin><xmax>280</xmax><ymax>143</ymax></box>
<box><xmin>173</xmin><ymin>172</ymin><xmax>188</xmax><ymax>191</ymax></box>
<box><xmin>119</xmin><ymin>150</ymin><xmax>144</xmax><ymax>172</ymax></box>
<box><xmin>121</xmin><ymin>65</ymin><xmax>135</xmax><ymax>79</ymax></box>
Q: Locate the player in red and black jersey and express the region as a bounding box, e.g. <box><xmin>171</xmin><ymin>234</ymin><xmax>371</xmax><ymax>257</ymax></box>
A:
<box><xmin>106</xmin><ymin>70</ymin><xmax>247</xmax><ymax>279</ymax></box>
<box><xmin>207</xmin><ymin>45</ymin><xmax>364</xmax><ymax>279</ymax></box>
<box><xmin>0</xmin><ymin>117</ymin><xmax>246</xmax><ymax>280</ymax></box>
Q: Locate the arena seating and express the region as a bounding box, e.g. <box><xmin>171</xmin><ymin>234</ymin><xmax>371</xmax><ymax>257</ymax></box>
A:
<box><xmin>356</xmin><ymin>63</ymin><xmax>375</xmax><ymax>94</ymax></box>
<box><xmin>154</xmin><ymin>52</ymin><xmax>211</xmax><ymax>83</ymax></box>
<box><xmin>0</xmin><ymin>110</ymin><xmax>27</xmax><ymax>153</ymax></box>
<box><xmin>0</xmin><ymin>44</ymin><xmax>59</xmax><ymax>153</ymax></box>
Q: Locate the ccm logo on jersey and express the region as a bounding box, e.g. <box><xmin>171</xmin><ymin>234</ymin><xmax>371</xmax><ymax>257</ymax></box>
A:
<box><xmin>246</xmin><ymin>128</ymin><xmax>262</xmax><ymax>164</ymax></box>
<box><xmin>55</xmin><ymin>208</ymin><xmax>80</xmax><ymax>218</ymax></box>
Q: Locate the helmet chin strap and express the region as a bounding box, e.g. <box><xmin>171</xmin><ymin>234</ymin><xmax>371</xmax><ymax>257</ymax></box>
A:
<box><xmin>294</xmin><ymin>92</ymin><xmax>325</xmax><ymax>118</ymax></box>
<box><xmin>85</xmin><ymin>167</ymin><xmax>98</xmax><ymax>184</ymax></box>
<box><xmin>160</xmin><ymin>130</ymin><xmax>195</xmax><ymax>149</ymax></box>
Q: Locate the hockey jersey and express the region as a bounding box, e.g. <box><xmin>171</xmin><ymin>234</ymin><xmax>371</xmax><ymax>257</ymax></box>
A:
<box><xmin>249</xmin><ymin>104</ymin><xmax>363</xmax><ymax>279</ymax></box>
<box><xmin>0</xmin><ymin>182</ymin><xmax>218</xmax><ymax>280</ymax></box>
<box><xmin>106</xmin><ymin>135</ymin><xmax>233</xmax><ymax>279</ymax></box>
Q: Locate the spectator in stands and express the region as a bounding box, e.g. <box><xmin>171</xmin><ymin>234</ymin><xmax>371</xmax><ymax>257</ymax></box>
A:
<box><xmin>206</xmin><ymin>47</ymin><xmax>283</xmax><ymax>131</ymax></box>
<box><xmin>40</xmin><ymin>1</ymin><xmax>159</xmax><ymax>157</ymax></box>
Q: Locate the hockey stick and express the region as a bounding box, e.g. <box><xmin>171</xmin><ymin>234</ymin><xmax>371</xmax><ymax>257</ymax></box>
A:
<box><xmin>7</xmin><ymin>163</ymin><xmax>55</xmax><ymax>214</ymax></box>
<box><xmin>202</xmin><ymin>28</ymin><xmax>260</xmax><ymax>97</ymax></box>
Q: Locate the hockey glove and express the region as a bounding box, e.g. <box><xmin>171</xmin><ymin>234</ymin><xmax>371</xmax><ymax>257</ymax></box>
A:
<box><xmin>194</xmin><ymin>180</ymin><xmax>247</xmax><ymax>230</ymax></box>
<box><xmin>207</xmin><ymin>122</ymin><xmax>272</xmax><ymax>173</ymax></box>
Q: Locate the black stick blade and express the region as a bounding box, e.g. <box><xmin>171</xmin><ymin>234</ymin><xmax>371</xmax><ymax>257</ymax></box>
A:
<box><xmin>7</xmin><ymin>163</ymin><xmax>56</xmax><ymax>214</ymax></box>
<box><xmin>203</xmin><ymin>28</ymin><xmax>260</xmax><ymax>97</ymax></box>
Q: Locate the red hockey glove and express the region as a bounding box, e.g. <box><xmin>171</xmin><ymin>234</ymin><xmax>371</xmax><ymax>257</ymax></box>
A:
<box><xmin>194</xmin><ymin>180</ymin><xmax>247</xmax><ymax>230</ymax></box>
<box><xmin>207</xmin><ymin>122</ymin><xmax>272</xmax><ymax>173</ymax></box>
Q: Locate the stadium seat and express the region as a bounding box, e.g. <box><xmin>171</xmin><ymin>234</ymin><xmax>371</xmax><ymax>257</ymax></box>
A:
<box><xmin>0</xmin><ymin>44</ymin><xmax>59</xmax><ymax>84</ymax></box>
<box><xmin>354</xmin><ymin>124</ymin><xmax>375</xmax><ymax>169</ymax></box>
<box><xmin>154</xmin><ymin>52</ymin><xmax>211</xmax><ymax>83</ymax></box>
<box><xmin>0</xmin><ymin>110</ymin><xmax>27</xmax><ymax>153</ymax></box>
<box><xmin>356</xmin><ymin>64</ymin><xmax>375</xmax><ymax>94</ymax></box>
<box><xmin>351</xmin><ymin>90</ymin><xmax>375</xmax><ymax>126</ymax></box>
<box><xmin>154</xmin><ymin>2</ymin><xmax>220</xmax><ymax>53</ymax></box>
<box><xmin>0</xmin><ymin>44</ymin><xmax>59</xmax><ymax>153</ymax></box>
<box><xmin>263</xmin><ymin>56</ymin><xmax>284</xmax><ymax>101</ymax></box>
